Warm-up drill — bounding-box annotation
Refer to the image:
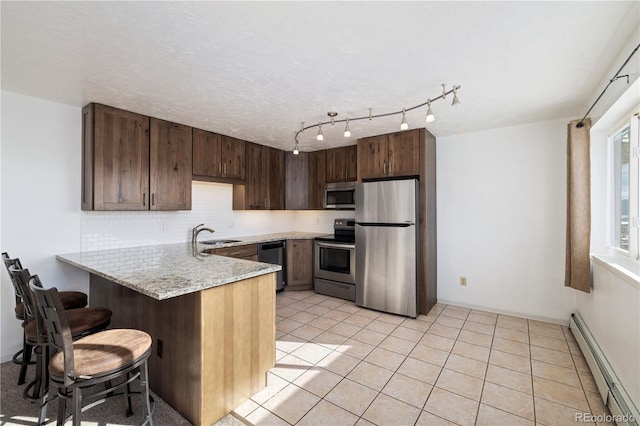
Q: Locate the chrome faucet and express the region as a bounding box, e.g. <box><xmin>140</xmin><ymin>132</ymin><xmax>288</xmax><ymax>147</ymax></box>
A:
<box><xmin>192</xmin><ymin>224</ymin><xmax>215</xmax><ymax>246</ymax></box>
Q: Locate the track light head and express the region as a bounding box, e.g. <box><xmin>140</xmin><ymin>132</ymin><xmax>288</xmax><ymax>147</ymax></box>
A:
<box><xmin>316</xmin><ymin>122</ymin><xmax>324</xmax><ymax>141</ymax></box>
<box><xmin>400</xmin><ymin>109</ymin><xmax>409</xmax><ymax>130</ymax></box>
<box><xmin>426</xmin><ymin>100</ymin><xmax>435</xmax><ymax>123</ymax></box>
<box><xmin>344</xmin><ymin>118</ymin><xmax>351</xmax><ymax>138</ymax></box>
<box><xmin>452</xmin><ymin>86</ymin><xmax>461</xmax><ymax>107</ymax></box>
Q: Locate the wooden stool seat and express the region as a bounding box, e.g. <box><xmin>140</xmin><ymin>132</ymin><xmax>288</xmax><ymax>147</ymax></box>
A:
<box><xmin>49</xmin><ymin>329</ymin><xmax>152</xmax><ymax>379</ymax></box>
<box><xmin>24</xmin><ymin>307</ymin><xmax>112</xmax><ymax>342</ymax></box>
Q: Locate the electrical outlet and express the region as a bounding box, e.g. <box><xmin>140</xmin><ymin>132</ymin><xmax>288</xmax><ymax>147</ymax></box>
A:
<box><xmin>460</xmin><ymin>276</ymin><xmax>467</xmax><ymax>286</ymax></box>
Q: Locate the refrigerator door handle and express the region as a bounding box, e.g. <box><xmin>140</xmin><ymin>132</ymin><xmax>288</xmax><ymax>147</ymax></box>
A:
<box><xmin>356</xmin><ymin>222</ymin><xmax>414</xmax><ymax>227</ymax></box>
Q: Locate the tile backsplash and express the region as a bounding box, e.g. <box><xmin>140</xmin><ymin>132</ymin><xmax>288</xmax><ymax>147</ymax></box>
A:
<box><xmin>80</xmin><ymin>181</ymin><xmax>346</xmax><ymax>251</ymax></box>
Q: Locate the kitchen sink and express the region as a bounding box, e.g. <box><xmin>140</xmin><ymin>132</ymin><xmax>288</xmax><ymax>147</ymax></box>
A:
<box><xmin>200</xmin><ymin>239</ymin><xmax>241</xmax><ymax>245</ymax></box>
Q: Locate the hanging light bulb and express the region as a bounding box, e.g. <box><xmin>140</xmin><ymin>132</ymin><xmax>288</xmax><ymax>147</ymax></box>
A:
<box><xmin>344</xmin><ymin>118</ymin><xmax>351</xmax><ymax>138</ymax></box>
<box><xmin>400</xmin><ymin>109</ymin><xmax>409</xmax><ymax>130</ymax></box>
<box><xmin>316</xmin><ymin>122</ymin><xmax>324</xmax><ymax>141</ymax></box>
<box><xmin>426</xmin><ymin>99</ymin><xmax>435</xmax><ymax>123</ymax></box>
<box><xmin>452</xmin><ymin>86</ymin><xmax>461</xmax><ymax>107</ymax></box>
<box><xmin>293</xmin><ymin>143</ymin><xmax>299</xmax><ymax>155</ymax></box>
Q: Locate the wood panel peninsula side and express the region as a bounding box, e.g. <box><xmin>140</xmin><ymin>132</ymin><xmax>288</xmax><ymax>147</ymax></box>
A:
<box><xmin>57</xmin><ymin>243</ymin><xmax>278</xmax><ymax>426</ymax></box>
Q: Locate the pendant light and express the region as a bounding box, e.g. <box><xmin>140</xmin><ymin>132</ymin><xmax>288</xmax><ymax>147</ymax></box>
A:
<box><xmin>316</xmin><ymin>122</ymin><xmax>324</xmax><ymax>141</ymax></box>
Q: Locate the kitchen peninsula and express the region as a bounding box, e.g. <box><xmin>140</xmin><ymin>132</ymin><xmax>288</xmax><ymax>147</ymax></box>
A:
<box><xmin>57</xmin><ymin>240</ymin><xmax>284</xmax><ymax>426</ymax></box>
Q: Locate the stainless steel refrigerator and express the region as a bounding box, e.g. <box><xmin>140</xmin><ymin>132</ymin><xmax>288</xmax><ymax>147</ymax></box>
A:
<box><xmin>355</xmin><ymin>179</ymin><xmax>419</xmax><ymax>318</ymax></box>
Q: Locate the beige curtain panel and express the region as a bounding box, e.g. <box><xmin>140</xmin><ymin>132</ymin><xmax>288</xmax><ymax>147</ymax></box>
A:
<box><xmin>565</xmin><ymin>118</ymin><xmax>591</xmax><ymax>293</ymax></box>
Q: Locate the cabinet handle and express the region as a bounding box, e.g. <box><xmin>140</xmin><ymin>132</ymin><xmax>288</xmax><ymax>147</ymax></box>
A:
<box><xmin>143</xmin><ymin>192</ymin><xmax>146</xmax><ymax>206</ymax></box>
<box><xmin>383</xmin><ymin>162</ymin><xmax>387</xmax><ymax>174</ymax></box>
<box><xmin>264</xmin><ymin>198</ymin><xmax>267</xmax><ymax>208</ymax></box>
<box><xmin>219</xmin><ymin>163</ymin><xmax>222</xmax><ymax>174</ymax></box>
<box><xmin>224</xmin><ymin>163</ymin><xmax>227</xmax><ymax>174</ymax></box>
<box><xmin>152</xmin><ymin>193</ymin><xmax>155</xmax><ymax>206</ymax></box>
<box><xmin>389</xmin><ymin>162</ymin><xmax>392</xmax><ymax>176</ymax></box>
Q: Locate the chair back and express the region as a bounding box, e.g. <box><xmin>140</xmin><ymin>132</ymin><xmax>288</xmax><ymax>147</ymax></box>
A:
<box><xmin>29</xmin><ymin>277</ymin><xmax>76</xmax><ymax>386</ymax></box>
<box><xmin>7</xmin><ymin>265</ymin><xmax>38</xmax><ymax>320</ymax></box>
<box><xmin>2</xmin><ymin>252</ymin><xmax>24</xmax><ymax>309</ymax></box>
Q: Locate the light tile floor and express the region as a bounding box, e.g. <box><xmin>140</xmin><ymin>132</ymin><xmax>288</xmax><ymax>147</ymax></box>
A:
<box><xmin>232</xmin><ymin>291</ymin><xmax>613</xmax><ymax>426</ymax></box>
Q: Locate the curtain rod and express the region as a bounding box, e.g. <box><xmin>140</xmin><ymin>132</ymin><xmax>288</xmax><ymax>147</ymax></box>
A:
<box><xmin>576</xmin><ymin>42</ymin><xmax>640</xmax><ymax>128</ymax></box>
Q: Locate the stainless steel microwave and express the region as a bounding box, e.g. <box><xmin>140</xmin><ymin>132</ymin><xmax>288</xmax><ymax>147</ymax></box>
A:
<box><xmin>324</xmin><ymin>182</ymin><xmax>356</xmax><ymax>209</ymax></box>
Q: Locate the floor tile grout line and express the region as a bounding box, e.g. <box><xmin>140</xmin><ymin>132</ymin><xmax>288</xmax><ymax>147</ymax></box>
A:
<box><xmin>472</xmin><ymin>309</ymin><xmax>494</xmax><ymax>426</ymax></box>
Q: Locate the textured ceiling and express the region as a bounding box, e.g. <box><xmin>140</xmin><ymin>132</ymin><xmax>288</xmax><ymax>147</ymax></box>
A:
<box><xmin>2</xmin><ymin>1</ymin><xmax>638</xmax><ymax>152</ymax></box>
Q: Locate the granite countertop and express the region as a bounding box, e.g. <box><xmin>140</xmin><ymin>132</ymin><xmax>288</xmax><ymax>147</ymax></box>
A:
<box><xmin>57</xmin><ymin>232</ymin><xmax>327</xmax><ymax>300</ymax></box>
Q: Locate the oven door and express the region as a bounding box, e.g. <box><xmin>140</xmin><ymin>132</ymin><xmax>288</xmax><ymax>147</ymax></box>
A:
<box><xmin>314</xmin><ymin>241</ymin><xmax>356</xmax><ymax>284</ymax></box>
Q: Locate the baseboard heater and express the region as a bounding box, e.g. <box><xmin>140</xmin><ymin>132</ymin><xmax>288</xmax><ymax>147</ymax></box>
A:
<box><xmin>570</xmin><ymin>313</ymin><xmax>639</xmax><ymax>426</ymax></box>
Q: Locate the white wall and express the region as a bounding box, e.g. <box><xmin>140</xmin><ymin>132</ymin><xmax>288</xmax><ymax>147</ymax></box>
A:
<box><xmin>436</xmin><ymin>118</ymin><xmax>578</xmax><ymax>323</ymax></box>
<box><xmin>0</xmin><ymin>90</ymin><xmax>342</xmax><ymax>361</ymax></box>
<box><xmin>1</xmin><ymin>91</ymin><xmax>87</xmax><ymax>361</ymax></box>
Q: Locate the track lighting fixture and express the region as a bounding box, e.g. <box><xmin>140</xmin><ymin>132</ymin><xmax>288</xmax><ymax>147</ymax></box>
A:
<box><xmin>292</xmin><ymin>83</ymin><xmax>461</xmax><ymax>153</ymax></box>
<box><xmin>400</xmin><ymin>109</ymin><xmax>409</xmax><ymax>130</ymax></box>
<box><xmin>425</xmin><ymin>100</ymin><xmax>435</xmax><ymax>123</ymax></box>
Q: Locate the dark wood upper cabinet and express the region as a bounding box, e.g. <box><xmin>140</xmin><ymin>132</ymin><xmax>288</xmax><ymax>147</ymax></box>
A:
<box><xmin>268</xmin><ymin>148</ymin><xmax>285</xmax><ymax>210</ymax></box>
<box><xmin>82</xmin><ymin>104</ymin><xmax>192</xmax><ymax>211</ymax></box>
<box><xmin>345</xmin><ymin>145</ymin><xmax>358</xmax><ymax>181</ymax></box>
<box><xmin>308</xmin><ymin>150</ymin><xmax>327</xmax><ymax>210</ymax></box>
<box><xmin>150</xmin><ymin>118</ymin><xmax>192</xmax><ymax>210</ymax></box>
<box><xmin>233</xmin><ymin>144</ymin><xmax>284</xmax><ymax>210</ymax></box>
<box><xmin>326</xmin><ymin>146</ymin><xmax>357</xmax><ymax>183</ymax></box>
<box><xmin>285</xmin><ymin>152</ymin><xmax>309</xmax><ymax>210</ymax></box>
<box><xmin>82</xmin><ymin>103</ymin><xmax>150</xmax><ymax>211</ymax></box>
<box><xmin>388</xmin><ymin>130</ymin><xmax>420</xmax><ymax>177</ymax></box>
<box><xmin>357</xmin><ymin>134</ymin><xmax>389</xmax><ymax>180</ymax></box>
<box><xmin>193</xmin><ymin>129</ymin><xmax>245</xmax><ymax>183</ymax></box>
<box><xmin>220</xmin><ymin>135</ymin><xmax>245</xmax><ymax>181</ymax></box>
<box><xmin>358</xmin><ymin>129</ymin><xmax>420</xmax><ymax>180</ymax></box>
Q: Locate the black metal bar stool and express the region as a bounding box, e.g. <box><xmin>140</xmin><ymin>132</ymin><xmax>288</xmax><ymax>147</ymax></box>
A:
<box><xmin>8</xmin><ymin>265</ymin><xmax>111</xmax><ymax>403</ymax></box>
<box><xmin>2</xmin><ymin>252</ymin><xmax>88</xmax><ymax>386</ymax></box>
<box><xmin>30</xmin><ymin>277</ymin><xmax>153</xmax><ymax>426</ymax></box>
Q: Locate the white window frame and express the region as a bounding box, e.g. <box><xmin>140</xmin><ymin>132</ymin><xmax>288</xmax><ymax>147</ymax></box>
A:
<box><xmin>607</xmin><ymin>112</ymin><xmax>639</xmax><ymax>261</ymax></box>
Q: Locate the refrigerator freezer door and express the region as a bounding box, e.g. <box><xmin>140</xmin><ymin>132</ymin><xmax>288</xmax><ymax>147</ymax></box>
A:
<box><xmin>355</xmin><ymin>223</ymin><xmax>418</xmax><ymax>318</ymax></box>
<box><xmin>355</xmin><ymin>179</ymin><xmax>417</xmax><ymax>224</ymax></box>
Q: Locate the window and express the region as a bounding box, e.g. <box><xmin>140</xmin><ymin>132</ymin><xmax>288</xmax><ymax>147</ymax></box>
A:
<box><xmin>609</xmin><ymin>115</ymin><xmax>639</xmax><ymax>259</ymax></box>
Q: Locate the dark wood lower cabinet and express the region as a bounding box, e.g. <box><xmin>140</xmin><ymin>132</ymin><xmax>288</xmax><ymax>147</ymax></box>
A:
<box><xmin>286</xmin><ymin>239</ymin><xmax>313</xmax><ymax>291</ymax></box>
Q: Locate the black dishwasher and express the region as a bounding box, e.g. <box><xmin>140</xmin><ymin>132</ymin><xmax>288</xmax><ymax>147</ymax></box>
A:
<box><xmin>258</xmin><ymin>241</ymin><xmax>287</xmax><ymax>292</ymax></box>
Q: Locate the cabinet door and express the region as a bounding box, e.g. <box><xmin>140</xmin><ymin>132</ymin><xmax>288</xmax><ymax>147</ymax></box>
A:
<box><xmin>326</xmin><ymin>147</ymin><xmax>346</xmax><ymax>182</ymax></box>
<box><xmin>308</xmin><ymin>150</ymin><xmax>327</xmax><ymax>210</ymax></box>
<box><xmin>357</xmin><ymin>134</ymin><xmax>388</xmax><ymax>180</ymax></box>
<box><xmin>192</xmin><ymin>129</ymin><xmax>221</xmax><ymax>177</ymax></box>
<box><xmin>285</xmin><ymin>152</ymin><xmax>309</xmax><ymax>210</ymax></box>
<box><xmin>220</xmin><ymin>135</ymin><xmax>245</xmax><ymax>180</ymax></box>
<box><xmin>243</xmin><ymin>142</ymin><xmax>265</xmax><ymax>209</ymax></box>
<box><xmin>268</xmin><ymin>147</ymin><xmax>285</xmax><ymax>210</ymax></box>
<box><xmin>90</xmin><ymin>104</ymin><xmax>150</xmax><ymax>211</ymax></box>
<box><xmin>286</xmin><ymin>239</ymin><xmax>313</xmax><ymax>289</ymax></box>
<box><xmin>150</xmin><ymin>118</ymin><xmax>192</xmax><ymax>210</ymax></box>
<box><xmin>388</xmin><ymin>130</ymin><xmax>420</xmax><ymax>177</ymax></box>
<box><xmin>345</xmin><ymin>145</ymin><xmax>358</xmax><ymax>181</ymax></box>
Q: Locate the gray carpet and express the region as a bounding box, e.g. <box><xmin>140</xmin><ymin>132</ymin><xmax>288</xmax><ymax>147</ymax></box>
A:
<box><xmin>1</xmin><ymin>361</ymin><xmax>246</xmax><ymax>426</ymax></box>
